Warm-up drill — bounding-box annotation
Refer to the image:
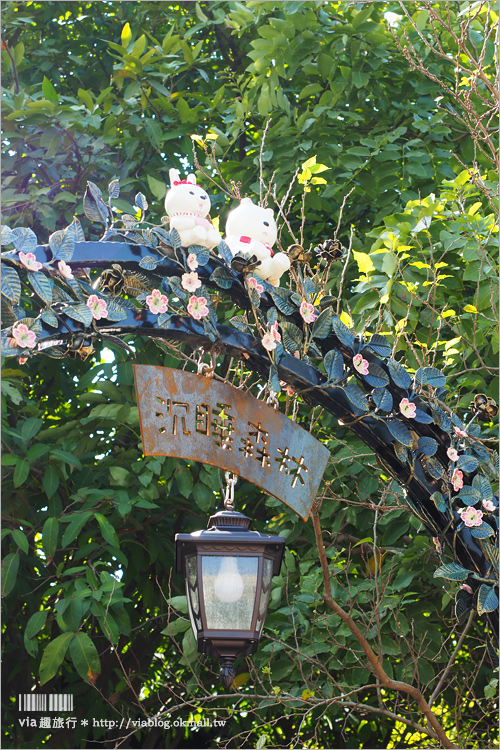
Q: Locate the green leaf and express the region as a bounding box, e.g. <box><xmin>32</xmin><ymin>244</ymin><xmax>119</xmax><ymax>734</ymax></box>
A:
<box><xmin>477</xmin><ymin>584</ymin><xmax>499</xmax><ymax>615</ymax></box>
<box><xmin>43</xmin><ymin>465</ymin><xmax>60</xmax><ymax>498</ymax></box>
<box><xmin>26</xmin><ymin>609</ymin><xmax>49</xmax><ymax>639</ymax></box>
<box><xmin>1</xmin><ymin>265</ymin><xmax>21</xmax><ymax>303</ymax></box>
<box><xmin>69</xmin><ymin>632</ymin><xmax>101</xmax><ymax>683</ymax></box>
<box><xmin>168</xmin><ymin>595</ymin><xmax>189</xmax><ymax>614</ymax></box>
<box><xmin>61</xmin><ymin>511</ymin><xmax>93</xmax><ymax>547</ymax></box>
<box><xmin>388</xmin><ymin>359</ymin><xmax>412</xmax><ymax>389</ymax></box>
<box><xmin>433</xmin><ymin>563</ymin><xmax>471</xmax><ymax>581</ymax></box>
<box><xmin>11</xmin><ymin>528</ymin><xmax>29</xmax><ymax>554</ymax></box>
<box><xmin>146</xmin><ymin>175</ymin><xmax>166</xmax><ymax>201</ymax></box>
<box><xmin>39</xmin><ymin>632</ymin><xmax>75</xmax><ymax>686</ymax></box>
<box><xmin>1</xmin><ymin>552</ymin><xmax>20</xmax><ymax>596</ymax></box>
<box><xmin>94</xmin><ymin>513</ymin><xmax>120</xmax><ymax>549</ymax></box>
<box><xmin>161</xmin><ymin>618</ymin><xmax>191</xmax><ymax>637</ymax></box>
<box><xmin>42</xmin><ymin>517</ymin><xmax>59</xmax><ymax>559</ymax></box>
<box><xmin>13</xmin><ymin>459</ymin><xmax>30</xmax><ymax>487</ymax></box>
<box><xmin>50</xmin><ymin>448</ymin><xmax>82</xmax><ymax>469</ymax></box>
<box><xmin>42</xmin><ymin>76</ymin><xmax>58</xmax><ymax>104</ymax></box>
<box><xmin>21</xmin><ymin>417</ymin><xmax>43</xmax><ymax>443</ymax></box>
<box><xmin>386</xmin><ymin>421</ymin><xmax>413</xmax><ymax>448</ymax></box>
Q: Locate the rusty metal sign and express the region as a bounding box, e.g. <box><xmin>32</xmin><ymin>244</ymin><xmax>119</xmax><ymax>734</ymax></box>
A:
<box><xmin>133</xmin><ymin>365</ymin><xmax>329</xmax><ymax>520</ymax></box>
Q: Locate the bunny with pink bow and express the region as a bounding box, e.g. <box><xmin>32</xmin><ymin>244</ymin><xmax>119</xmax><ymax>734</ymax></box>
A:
<box><xmin>164</xmin><ymin>168</ymin><xmax>222</xmax><ymax>250</ymax></box>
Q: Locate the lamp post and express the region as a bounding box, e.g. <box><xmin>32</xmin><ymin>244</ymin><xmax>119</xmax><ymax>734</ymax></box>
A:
<box><xmin>175</xmin><ymin>502</ymin><xmax>285</xmax><ymax>687</ymax></box>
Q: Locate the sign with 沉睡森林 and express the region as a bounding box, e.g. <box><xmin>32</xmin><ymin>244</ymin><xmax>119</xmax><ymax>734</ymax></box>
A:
<box><xmin>133</xmin><ymin>365</ymin><xmax>329</xmax><ymax>520</ymax></box>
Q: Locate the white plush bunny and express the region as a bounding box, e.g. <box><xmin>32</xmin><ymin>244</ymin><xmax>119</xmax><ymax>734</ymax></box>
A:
<box><xmin>224</xmin><ymin>197</ymin><xmax>290</xmax><ymax>286</ymax></box>
<box><xmin>164</xmin><ymin>168</ymin><xmax>221</xmax><ymax>250</ymax></box>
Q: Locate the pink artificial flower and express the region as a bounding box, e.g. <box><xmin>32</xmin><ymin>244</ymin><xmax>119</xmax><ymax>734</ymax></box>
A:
<box><xmin>181</xmin><ymin>272</ymin><xmax>202</xmax><ymax>293</ymax></box>
<box><xmin>299</xmin><ymin>301</ymin><xmax>316</xmax><ymax>324</ymax></box>
<box><xmin>461</xmin><ymin>584</ymin><xmax>473</xmax><ymax>595</ymax></box>
<box><xmin>432</xmin><ymin>537</ymin><xmax>442</xmax><ymax>555</ymax></box>
<box><xmin>12</xmin><ymin>323</ymin><xmax>37</xmax><ymax>349</ymax></box>
<box><xmin>459</xmin><ymin>506</ymin><xmax>483</xmax><ymax>528</ymax></box>
<box><xmin>447</xmin><ymin>447</ymin><xmax>459</xmax><ymax>462</ymax></box>
<box><xmin>86</xmin><ymin>294</ymin><xmax>108</xmax><ymax>320</ymax></box>
<box><xmin>187</xmin><ymin>253</ymin><xmax>199</xmax><ymax>271</ymax></box>
<box><xmin>353</xmin><ymin>353</ymin><xmax>369</xmax><ymax>376</ymax></box>
<box><xmin>280</xmin><ymin>380</ymin><xmax>294</xmax><ymax>397</ymax></box>
<box><xmin>261</xmin><ymin>332</ymin><xmax>277</xmax><ymax>352</ymax></box>
<box><xmin>454</xmin><ymin>426</ymin><xmax>468</xmax><ymax>438</ymax></box>
<box><xmin>19</xmin><ymin>251</ymin><xmax>42</xmax><ymax>271</ymax></box>
<box><xmin>57</xmin><ymin>260</ymin><xmax>74</xmax><ymax>279</ymax></box>
<box><xmin>482</xmin><ymin>499</ymin><xmax>496</xmax><ymax>512</ymax></box>
<box><xmin>187</xmin><ymin>295</ymin><xmax>209</xmax><ymax>320</ymax></box>
<box><xmin>247</xmin><ymin>276</ymin><xmax>264</xmax><ymax>295</ymax></box>
<box><xmin>19</xmin><ymin>357</ymin><xmax>27</xmax><ymax>365</ymax></box>
<box><xmin>452</xmin><ymin>468</ymin><xmax>464</xmax><ymax>492</ymax></box>
<box><xmin>146</xmin><ymin>289</ymin><xmax>168</xmax><ymax>315</ymax></box>
<box><xmin>270</xmin><ymin>322</ymin><xmax>281</xmax><ymax>343</ymax></box>
<box><xmin>399</xmin><ymin>398</ymin><xmax>416</xmax><ymax>418</ymax></box>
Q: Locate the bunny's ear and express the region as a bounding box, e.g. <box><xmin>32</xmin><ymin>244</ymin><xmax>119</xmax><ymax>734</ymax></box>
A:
<box><xmin>264</xmin><ymin>208</ymin><xmax>274</xmax><ymax>217</ymax></box>
<box><xmin>241</xmin><ymin>197</ymin><xmax>253</xmax><ymax>206</ymax></box>
<box><xmin>186</xmin><ymin>174</ymin><xmax>197</xmax><ymax>184</ymax></box>
<box><xmin>169</xmin><ymin>168</ymin><xmax>181</xmax><ymax>185</ymax></box>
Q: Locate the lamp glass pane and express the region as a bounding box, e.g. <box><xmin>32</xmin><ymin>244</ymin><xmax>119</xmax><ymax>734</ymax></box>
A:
<box><xmin>186</xmin><ymin>555</ymin><xmax>202</xmax><ymax>633</ymax></box>
<box><xmin>256</xmin><ymin>557</ymin><xmax>273</xmax><ymax>633</ymax></box>
<box><xmin>201</xmin><ymin>555</ymin><xmax>258</xmax><ymax>630</ymax></box>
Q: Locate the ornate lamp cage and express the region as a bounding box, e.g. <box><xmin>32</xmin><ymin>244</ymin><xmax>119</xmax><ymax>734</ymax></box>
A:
<box><xmin>175</xmin><ymin>473</ymin><xmax>285</xmax><ymax>687</ymax></box>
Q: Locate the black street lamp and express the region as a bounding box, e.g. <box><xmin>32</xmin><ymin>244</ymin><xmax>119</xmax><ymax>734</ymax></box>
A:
<box><xmin>175</xmin><ymin>501</ymin><xmax>285</xmax><ymax>688</ymax></box>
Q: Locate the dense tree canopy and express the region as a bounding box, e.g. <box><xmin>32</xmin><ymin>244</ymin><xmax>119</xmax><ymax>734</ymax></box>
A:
<box><xmin>1</xmin><ymin>2</ymin><xmax>498</xmax><ymax>749</ymax></box>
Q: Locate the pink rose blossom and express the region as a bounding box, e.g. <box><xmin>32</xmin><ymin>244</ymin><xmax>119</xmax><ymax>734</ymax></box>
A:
<box><xmin>187</xmin><ymin>253</ymin><xmax>199</xmax><ymax>271</ymax></box>
<box><xmin>146</xmin><ymin>289</ymin><xmax>168</xmax><ymax>315</ymax></box>
<box><xmin>452</xmin><ymin>468</ymin><xmax>464</xmax><ymax>492</ymax></box>
<box><xmin>299</xmin><ymin>301</ymin><xmax>316</xmax><ymax>324</ymax></box>
<box><xmin>447</xmin><ymin>447</ymin><xmax>459</xmax><ymax>462</ymax></box>
<box><xmin>482</xmin><ymin>499</ymin><xmax>496</xmax><ymax>512</ymax></box>
<box><xmin>454</xmin><ymin>426</ymin><xmax>468</xmax><ymax>438</ymax></box>
<box><xmin>353</xmin><ymin>353</ymin><xmax>369</xmax><ymax>376</ymax></box>
<box><xmin>459</xmin><ymin>506</ymin><xmax>483</xmax><ymax>528</ymax></box>
<box><xmin>12</xmin><ymin>323</ymin><xmax>37</xmax><ymax>349</ymax></box>
<box><xmin>57</xmin><ymin>260</ymin><xmax>74</xmax><ymax>279</ymax></box>
<box><xmin>261</xmin><ymin>332</ymin><xmax>277</xmax><ymax>351</ymax></box>
<box><xmin>280</xmin><ymin>380</ymin><xmax>294</xmax><ymax>396</ymax></box>
<box><xmin>187</xmin><ymin>295</ymin><xmax>209</xmax><ymax>320</ymax></box>
<box><xmin>460</xmin><ymin>584</ymin><xmax>473</xmax><ymax>595</ymax></box>
<box><xmin>270</xmin><ymin>322</ymin><xmax>281</xmax><ymax>343</ymax></box>
<box><xmin>247</xmin><ymin>276</ymin><xmax>264</xmax><ymax>295</ymax></box>
<box><xmin>181</xmin><ymin>272</ymin><xmax>202</xmax><ymax>293</ymax></box>
<box><xmin>399</xmin><ymin>398</ymin><xmax>416</xmax><ymax>418</ymax></box>
<box><xmin>86</xmin><ymin>294</ymin><xmax>108</xmax><ymax>320</ymax></box>
<box><xmin>19</xmin><ymin>251</ymin><xmax>42</xmax><ymax>271</ymax></box>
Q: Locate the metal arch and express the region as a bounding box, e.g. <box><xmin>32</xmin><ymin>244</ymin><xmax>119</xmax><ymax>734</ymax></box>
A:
<box><xmin>6</xmin><ymin>239</ymin><xmax>498</xmax><ymax>636</ymax></box>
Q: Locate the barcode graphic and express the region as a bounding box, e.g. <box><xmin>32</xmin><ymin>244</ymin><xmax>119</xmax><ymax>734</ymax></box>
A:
<box><xmin>18</xmin><ymin>694</ymin><xmax>73</xmax><ymax>712</ymax></box>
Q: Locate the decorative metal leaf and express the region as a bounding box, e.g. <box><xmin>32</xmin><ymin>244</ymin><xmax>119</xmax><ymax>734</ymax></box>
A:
<box><xmin>457</xmin><ymin>454</ymin><xmax>479</xmax><ymax>473</ymax></box>
<box><xmin>216</xmin><ymin>240</ymin><xmax>233</xmax><ymax>266</ymax></box>
<box><xmin>455</xmin><ymin>588</ymin><xmax>472</xmax><ymax>624</ymax></box>
<box><xmin>190</xmin><ymin>248</ymin><xmax>210</xmax><ymax>266</ymax></box>
<box><xmin>152</xmin><ymin>227</ymin><xmax>172</xmax><ymax>246</ymax></box>
<box><xmin>319</xmin><ymin>295</ymin><xmax>336</xmax><ymax>310</ymax></box>
<box><xmin>471</xmin><ymin>522</ymin><xmax>495</xmax><ymax>539</ymax></box>
<box><xmin>229</xmin><ymin>316</ymin><xmax>251</xmax><ymax>333</ymax></box>
<box><xmin>49</xmin><ymin>228</ymin><xmax>75</xmax><ymax>263</ymax></box>
<box><xmin>343</xmin><ymin>381</ymin><xmax>368</xmax><ymax>411</ymax></box>
<box><xmin>477</xmin><ymin>584</ymin><xmax>499</xmax><ymax>615</ymax></box>
<box><xmin>413</xmin><ymin>408</ymin><xmax>434</xmax><ymax>424</ymax></box>
<box><xmin>1</xmin><ymin>225</ymin><xmax>13</xmax><ymax>245</ymax></box>
<box><xmin>135</xmin><ymin>192</ymin><xmax>148</xmax><ymax>213</ymax></box>
<box><xmin>86</xmin><ymin>181</ymin><xmax>104</xmax><ymax>201</ymax></box>
<box><xmin>61</xmin><ymin>303</ymin><xmax>93</xmax><ymax>326</ymax></box>
<box><xmin>108</xmin><ymin>179</ymin><xmax>120</xmax><ymax>199</ymax></box>
<box><xmin>170</xmin><ymin>227</ymin><xmax>182</xmax><ymax>250</ymax></box>
<box><xmin>431</xmin><ymin>405</ymin><xmax>452</xmax><ymax>433</ymax></box>
<box><xmin>157</xmin><ymin>312</ymin><xmax>172</xmax><ymax>327</ymax></box>
<box><xmin>1</xmin><ymin>265</ymin><xmax>21</xmax><ymax>303</ymax></box>
<box><xmin>248</xmin><ymin>287</ymin><xmax>261</xmax><ymax>308</ymax></box>
<box><xmin>268</xmin><ymin>364</ymin><xmax>281</xmax><ymax>394</ymax></box>
<box><xmin>210</xmin><ymin>266</ymin><xmax>235</xmax><ymax>290</ymax></box>
<box><xmin>415</xmin><ymin>366</ymin><xmax>446</xmax><ymax>388</ymax></box>
<box><xmin>433</xmin><ymin>563</ymin><xmax>471</xmax><ymax>581</ymax></box>
<box><xmin>393</xmin><ymin>441</ymin><xmax>409</xmax><ymax>464</ymax></box>
<box><xmin>28</xmin><ymin>272</ymin><xmax>54</xmax><ymax>305</ymax></box>
<box><xmin>311</xmin><ymin>308</ymin><xmax>331</xmax><ymax>339</ymax></box>
<box><xmin>83</xmin><ymin>187</ymin><xmax>109</xmax><ymax>226</ymax></box>
<box><xmin>472</xmin><ymin>474</ymin><xmax>493</xmax><ymax>500</ymax></box>
<box><xmin>1</xmin><ymin>299</ymin><xmax>16</xmax><ymax>327</ymax></box>
<box><xmin>363</xmin><ymin>362</ymin><xmax>389</xmax><ymax>389</ymax></box>
<box><xmin>269</xmin><ymin>287</ymin><xmax>296</xmax><ymax>316</ymax></box>
<box><xmin>324</xmin><ymin>349</ymin><xmax>344</xmax><ymax>384</ymax></box>
<box><xmin>331</xmin><ymin>316</ymin><xmax>355</xmax><ymax>348</ymax></box>
<box><xmin>386</xmin><ymin>420</ymin><xmax>413</xmax><ymax>448</ymax></box>
<box><xmin>418</xmin><ymin>437</ymin><xmax>438</xmax><ymax>456</ymax></box>
<box><xmin>105</xmin><ymin>300</ymin><xmax>129</xmax><ymax>322</ymax></box>
<box><xmin>364</xmin><ymin>333</ymin><xmax>391</xmax><ymax>358</ymax></box>
<box><xmin>41</xmin><ymin>308</ymin><xmax>59</xmax><ymax>328</ymax></box>
<box><xmin>387</xmin><ymin>358</ymin><xmax>412</xmax><ymax>390</ymax></box>
<box><xmin>139</xmin><ymin>256</ymin><xmax>160</xmax><ymax>271</ymax></box>
<box><xmin>11</xmin><ymin>227</ymin><xmax>37</xmax><ymax>253</ymax></box>
<box><xmin>457</xmin><ymin>486</ymin><xmax>481</xmax><ymax>506</ymax></box>
<box><xmin>372</xmin><ymin>387</ymin><xmax>393</xmax><ymax>411</ymax></box>
<box><xmin>266</xmin><ymin>307</ymin><xmax>278</xmax><ymax>325</ymax></box>
<box><xmin>281</xmin><ymin>321</ymin><xmax>303</xmax><ymax>355</ymax></box>
<box><xmin>231</xmin><ymin>253</ymin><xmax>261</xmax><ymax>274</ymax></box>
<box><xmin>424</xmin><ymin>456</ymin><xmax>444</xmax><ymax>480</ymax></box>
<box><xmin>430</xmin><ymin>491</ymin><xmax>447</xmax><ymax>512</ymax></box>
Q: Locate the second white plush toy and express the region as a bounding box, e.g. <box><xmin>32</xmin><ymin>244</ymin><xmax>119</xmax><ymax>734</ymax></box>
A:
<box><xmin>224</xmin><ymin>198</ymin><xmax>290</xmax><ymax>286</ymax></box>
<box><xmin>164</xmin><ymin>168</ymin><xmax>221</xmax><ymax>250</ymax></box>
